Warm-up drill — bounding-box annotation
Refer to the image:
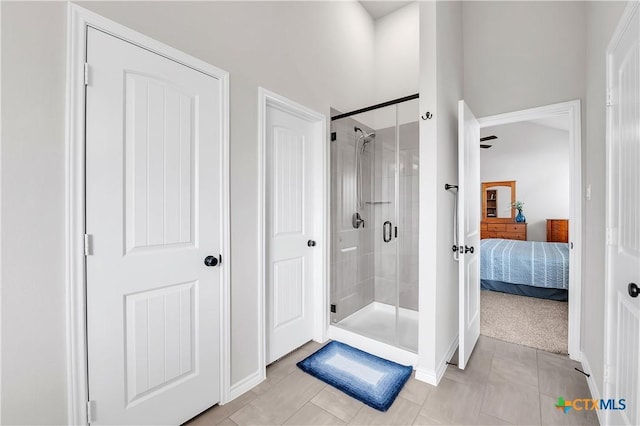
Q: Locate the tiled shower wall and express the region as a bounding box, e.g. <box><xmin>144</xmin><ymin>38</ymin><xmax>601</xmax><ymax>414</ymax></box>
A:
<box><xmin>330</xmin><ymin>114</ymin><xmax>376</xmax><ymax>323</ymax></box>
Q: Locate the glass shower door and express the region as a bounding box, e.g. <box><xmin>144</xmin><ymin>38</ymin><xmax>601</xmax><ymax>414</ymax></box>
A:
<box><xmin>397</xmin><ymin>99</ymin><xmax>419</xmax><ymax>352</ymax></box>
<box><xmin>371</xmin><ymin>105</ymin><xmax>399</xmax><ymax>347</ymax></box>
<box><xmin>329</xmin><ymin>97</ymin><xmax>418</xmax><ymax>353</ymax></box>
<box><xmin>329</xmin><ymin>106</ymin><xmax>399</xmax><ymax>348</ymax></box>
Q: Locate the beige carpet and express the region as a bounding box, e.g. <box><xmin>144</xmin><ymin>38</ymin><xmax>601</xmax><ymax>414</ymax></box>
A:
<box><xmin>480</xmin><ymin>290</ymin><xmax>568</xmax><ymax>354</ymax></box>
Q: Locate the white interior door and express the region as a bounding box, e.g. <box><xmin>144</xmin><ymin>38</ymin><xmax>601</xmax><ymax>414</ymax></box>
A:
<box><xmin>606</xmin><ymin>4</ymin><xmax>640</xmax><ymax>425</ymax></box>
<box><xmin>86</xmin><ymin>28</ymin><xmax>223</xmax><ymax>424</ymax></box>
<box><xmin>266</xmin><ymin>104</ymin><xmax>317</xmax><ymax>364</ymax></box>
<box><xmin>458</xmin><ymin>100</ymin><xmax>481</xmax><ymax>370</ymax></box>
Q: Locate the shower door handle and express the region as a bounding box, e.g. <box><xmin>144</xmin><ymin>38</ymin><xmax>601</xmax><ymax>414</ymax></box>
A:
<box><xmin>383</xmin><ymin>221</ymin><xmax>392</xmax><ymax>243</ymax></box>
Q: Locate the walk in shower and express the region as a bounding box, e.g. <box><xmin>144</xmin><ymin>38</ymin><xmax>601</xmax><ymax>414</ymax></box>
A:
<box><xmin>330</xmin><ymin>95</ymin><xmax>419</xmax><ymax>354</ymax></box>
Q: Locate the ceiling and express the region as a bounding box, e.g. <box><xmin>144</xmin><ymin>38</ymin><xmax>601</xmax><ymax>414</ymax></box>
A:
<box><xmin>527</xmin><ymin>116</ymin><xmax>570</xmax><ymax>132</ymax></box>
<box><xmin>359</xmin><ymin>1</ymin><xmax>413</xmax><ymax>20</ymax></box>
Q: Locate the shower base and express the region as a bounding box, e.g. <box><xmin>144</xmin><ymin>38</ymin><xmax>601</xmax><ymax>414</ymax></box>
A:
<box><xmin>328</xmin><ymin>302</ymin><xmax>418</xmax><ymax>366</ymax></box>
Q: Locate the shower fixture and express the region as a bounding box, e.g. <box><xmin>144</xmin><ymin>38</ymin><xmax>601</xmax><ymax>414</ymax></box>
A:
<box><xmin>354</xmin><ymin>126</ymin><xmax>376</xmax><ymax>228</ymax></box>
<box><xmin>355</xmin><ymin>126</ymin><xmax>376</xmax><ymax>143</ymax></box>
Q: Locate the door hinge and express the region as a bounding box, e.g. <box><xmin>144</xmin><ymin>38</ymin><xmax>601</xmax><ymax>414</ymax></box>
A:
<box><xmin>606</xmin><ymin>87</ymin><xmax>613</xmax><ymax>107</ymax></box>
<box><xmin>331</xmin><ymin>132</ymin><xmax>337</xmax><ymax>142</ymax></box>
<box><xmin>87</xmin><ymin>400</ymin><xmax>97</xmax><ymax>423</ymax></box>
<box><xmin>606</xmin><ymin>227</ymin><xmax>617</xmax><ymax>246</ymax></box>
<box><xmin>330</xmin><ymin>304</ymin><xmax>336</xmax><ymax>313</ymax></box>
<box><xmin>84</xmin><ymin>63</ymin><xmax>90</xmax><ymax>86</ymax></box>
<box><xmin>84</xmin><ymin>234</ymin><xmax>93</xmax><ymax>256</ymax></box>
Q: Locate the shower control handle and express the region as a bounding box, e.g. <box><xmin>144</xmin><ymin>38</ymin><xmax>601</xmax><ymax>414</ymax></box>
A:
<box><xmin>383</xmin><ymin>221</ymin><xmax>392</xmax><ymax>243</ymax></box>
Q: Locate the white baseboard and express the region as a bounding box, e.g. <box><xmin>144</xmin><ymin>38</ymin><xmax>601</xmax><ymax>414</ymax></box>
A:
<box><xmin>414</xmin><ymin>367</ymin><xmax>438</xmax><ymax>385</ymax></box>
<box><xmin>438</xmin><ymin>336</ymin><xmax>459</xmax><ymax>380</ymax></box>
<box><xmin>581</xmin><ymin>353</ymin><xmax>604</xmax><ymax>425</ymax></box>
<box><xmin>226</xmin><ymin>369</ymin><xmax>265</xmax><ymax>404</ymax></box>
<box><xmin>415</xmin><ymin>336</ymin><xmax>459</xmax><ymax>386</ymax></box>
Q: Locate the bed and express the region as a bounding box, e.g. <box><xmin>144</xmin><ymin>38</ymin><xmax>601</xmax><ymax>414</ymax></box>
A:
<box><xmin>480</xmin><ymin>238</ymin><xmax>569</xmax><ymax>301</ymax></box>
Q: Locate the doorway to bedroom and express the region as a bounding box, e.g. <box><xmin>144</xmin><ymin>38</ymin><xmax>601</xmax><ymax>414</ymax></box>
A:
<box><xmin>476</xmin><ymin>101</ymin><xmax>582</xmax><ymax>358</ymax></box>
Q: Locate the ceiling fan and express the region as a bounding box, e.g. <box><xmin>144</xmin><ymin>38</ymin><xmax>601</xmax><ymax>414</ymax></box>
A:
<box><xmin>480</xmin><ymin>135</ymin><xmax>497</xmax><ymax>149</ymax></box>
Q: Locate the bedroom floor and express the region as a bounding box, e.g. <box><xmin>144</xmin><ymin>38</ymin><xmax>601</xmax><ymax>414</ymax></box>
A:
<box><xmin>480</xmin><ymin>290</ymin><xmax>568</xmax><ymax>354</ymax></box>
<box><xmin>186</xmin><ymin>337</ymin><xmax>597</xmax><ymax>426</ymax></box>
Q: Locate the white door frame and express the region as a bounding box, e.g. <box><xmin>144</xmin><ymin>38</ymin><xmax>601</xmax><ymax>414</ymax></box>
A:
<box><xmin>478</xmin><ymin>100</ymin><xmax>582</xmax><ymax>360</ymax></box>
<box><xmin>258</xmin><ymin>88</ymin><xmax>328</xmax><ymax>372</ymax></box>
<box><xmin>65</xmin><ymin>5</ymin><xmax>230</xmax><ymax>424</ymax></box>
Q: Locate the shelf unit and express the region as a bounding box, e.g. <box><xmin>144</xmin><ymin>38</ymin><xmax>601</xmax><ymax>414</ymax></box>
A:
<box><xmin>486</xmin><ymin>189</ymin><xmax>497</xmax><ymax>218</ymax></box>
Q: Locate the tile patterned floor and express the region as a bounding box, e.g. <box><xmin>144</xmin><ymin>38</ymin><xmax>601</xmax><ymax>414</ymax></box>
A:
<box><xmin>186</xmin><ymin>337</ymin><xmax>598</xmax><ymax>425</ymax></box>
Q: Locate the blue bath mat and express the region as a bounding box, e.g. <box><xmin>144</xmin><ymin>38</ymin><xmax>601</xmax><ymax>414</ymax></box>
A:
<box><xmin>297</xmin><ymin>341</ymin><xmax>412</xmax><ymax>412</ymax></box>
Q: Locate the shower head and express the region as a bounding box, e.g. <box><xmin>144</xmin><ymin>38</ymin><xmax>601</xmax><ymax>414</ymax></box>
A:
<box><xmin>354</xmin><ymin>126</ymin><xmax>376</xmax><ymax>143</ymax></box>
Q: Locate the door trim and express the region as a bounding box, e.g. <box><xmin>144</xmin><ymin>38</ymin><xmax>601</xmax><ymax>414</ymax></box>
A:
<box><xmin>477</xmin><ymin>100</ymin><xmax>582</xmax><ymax>361</ymax></box>
<box><xmin>258</xmin><ymin>88</ymin><xmax>328</xmax><ymax>374</ymax></box>
<box><xmin>65</xmin><ymin>5</ymin><xmax>231</xmax><ymax>424</ymax></box>
<box><xmin>604</xmin><ymin>3</ymin><xmax>639</xmax><ymax>425</ymax></box>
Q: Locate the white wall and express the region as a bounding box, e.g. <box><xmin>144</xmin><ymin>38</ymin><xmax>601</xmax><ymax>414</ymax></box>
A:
<box><xmin>434</xmin><ymin>0</ymin><xmax>463</xmax><ymax>377</ymax></box>
<box><xmin>463</xmin><ymin>1</ymin><xmax>586</xmax><ymax>118</ymax></box>
<box><xmin>1</xmin><ymin>3</ymin><xmax>68</xmax><ymax>424</ymax></box>
<box><xmin>374</xmin><ymin>2</ymin><xmax>419</xmax><ymax>104</ymax></box>
<box><xmin>481</xmin><ymin>122</ymin><xmax>570</xmax><ymax>242</ymax></box>
<box><xmin>417</xmin><ymin>0</ymin><xmax>463</xmax><ymax>382</ymax></box>
<box><xmin>418</xmin><ymin>0</ymin><xmax>438</xmax><ymax>378</ymax></box>
<box><xmin>583</xmin><ymin>0</ymin><xmax>628</xmax><ymax>402</ymax></box>
<box><xmin>1</xmin><ymin>1</ymin><xmax>379</xmax><ymax>423</ymax></box>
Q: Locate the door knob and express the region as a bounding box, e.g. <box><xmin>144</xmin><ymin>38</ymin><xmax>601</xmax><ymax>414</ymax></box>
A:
<box><xmin>204</xmin><ymin>255</ymin><xmax>219</xmax><ymax>267</ymax></box>
<box><xmin>352</xmin><ymin>212</ymin><xmax>365</xmax><ymax>229</ymax></box>
<box><xmin>307</xmin><ymin>240</ymin><xmax>316</xmax><ymax>247</ymax></box>
<box><xmin>629</xmin><ymin>282</ymin><xmax>639</xmax><ymax>298</ymax></box>
<box><xmin>464</xmin><ymin>245</ymin><xmax>474</xmax><ymax>254</ymax></box>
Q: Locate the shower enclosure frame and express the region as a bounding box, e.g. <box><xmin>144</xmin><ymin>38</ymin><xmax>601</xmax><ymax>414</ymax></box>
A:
<box><xmin>327</xmin><ymin>94</ymin><xmax>420</xmax><ymax>366</ymax></box>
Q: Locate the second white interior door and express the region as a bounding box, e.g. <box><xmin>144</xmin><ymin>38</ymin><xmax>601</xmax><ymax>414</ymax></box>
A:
<box><xmin>266</xmin><ymin>103</ymin><xmax>320</xmax><ymax>364</ymax></box>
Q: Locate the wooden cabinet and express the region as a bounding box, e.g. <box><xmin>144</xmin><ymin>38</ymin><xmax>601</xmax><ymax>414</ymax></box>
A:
<box><xmin>481</xmin><ymin>222</ymin><xmax>527</xmax><ymax>240</ymax></box>
<box><xmin>547</xmin><ymin>219</ymin><xmax>569</xmax><ymax>243</ymax></box>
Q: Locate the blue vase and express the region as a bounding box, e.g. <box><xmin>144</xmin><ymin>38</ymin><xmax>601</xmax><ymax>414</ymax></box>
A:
<box><xmin>515</xmin><ymin>209</ymin><xmax>526</xmax><ymax>223</ymax></box>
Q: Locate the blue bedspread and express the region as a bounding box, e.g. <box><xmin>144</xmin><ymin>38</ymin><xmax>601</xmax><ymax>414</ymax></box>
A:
<box><xmin>480</xmin><ymin>239</ymin><xmax>570</xmax><ymax>290</ymax></box>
